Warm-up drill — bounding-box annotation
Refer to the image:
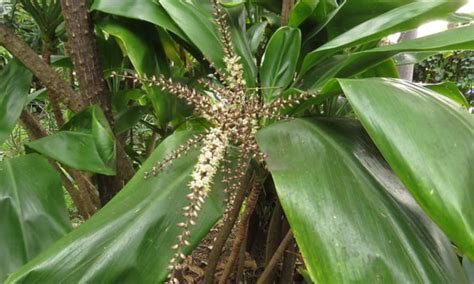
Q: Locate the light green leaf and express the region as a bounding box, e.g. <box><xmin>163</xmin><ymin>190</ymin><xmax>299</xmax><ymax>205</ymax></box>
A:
<box><xmin>301</xmin><ymin>0</ymin><xmax>465</xmax><ymax>75</ymax></box>
<box><xmin>261</xmin><ymin>27</ymin><xmax>301</xmax><ymax>100</ymax></box>
<box><xmin>0</xmin><ymin>154</ymin><xmax>70</xmax><ymax>282</ymax></box>
<box><xmin>26</xmin><ymin>106</ymin><xmax>116</xmax><ymax>175</ymax></box>
<box><xmin>257</xmin><ymin>118</ymin><xmax>467</xmax><ymax>283</ymax></box>
<box><xmin>423</xmin><ymin>82</ymin><xmax>469</xmax><ymax>108</ymax></box>
<box><xmin>0</xmin><ymin>59</ymin><xmax>32</xmax><ymax>145</ymax></box>
<box><xmin>339</xmin><ymin>78</ymin><xmax>474</xmax><ymax>259</ymax></box>
<box><xmin>6</xmin><ymin>131</ymin><xmax>229</xmax><ymax>283</ymax></box>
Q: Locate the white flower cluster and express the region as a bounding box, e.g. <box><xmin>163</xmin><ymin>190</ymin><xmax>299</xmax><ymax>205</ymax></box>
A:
<box><xmin>224</xmin><ymin>55</ymin><xmax>246</xmax><ymax>90</ymax></box>
<box><xmin>189</xmin><ymin>128</ymin><xmax>228</xmax><ymax>197</ymax></box>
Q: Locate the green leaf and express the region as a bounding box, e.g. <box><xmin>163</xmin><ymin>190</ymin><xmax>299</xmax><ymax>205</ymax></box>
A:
<box><xmin>0</xmin><ymin>154</ymin><xmax>70</xmax><ymax>282</ymax></box>
<box><xmin>247</xmin><ymin>22</ymin><xmax>267</xmax><ymax>55</ymax></box>
<box><xmin>300</xmin><ymin>25</ymin><xmax>474</xmax><ymax>90</ymax></box>
<box><xmin>301</xmin><ymin>0</ymin><xmax>465</xmax><ymax>75</ymax></box>
<box><xmin>0</xmin><ymin>59</ymin><xmax>32</xmax><ymax>145</ymax></box>
<box><xmin>97</xmin><ymin>17</ymin><xmax>175</xmax><ymax>124</ymax></box>
<box><xmin>90</xmin><ymin>0</ymin><xmax>188</xmax><ymax>41</ymax></box>
<box><xmin>115</xmin><ymin>106</ymin><xmax>147</xmax><ymax>135</ymax></box>
<box><xmin>289</xmin><ymin>0</ymin><xmax>319</xmax><ymax>27</ymax></box>
<box><xmin>225</xmin><ymin>6</ymin><xmax>257</xmax><ymax>87</ymax></box>
<box><xmin>160</xmin><ymin>0</ymin><xmax>256</xmax><ymax>85</ymax></box>
<box><xmin>26</xmin><ymin>106</ymin><xmax>116</xmax><ymax>175</ymax></box>
<box><xmin>339</xmin><ymin>78</ymin><xmax>474</xmax><ymax>259</ymax></box>
<box><xmin>6</xmin><ymin>131</ymin><xmax>229</xmax><ymax>283</ymax></box>
<box><xmin>160</xmin><ymin>0</ymin><xmax>225</xmax><ymax>69</ymax></box>
<box><xmin>423</xmin><ymin>82</ymin><xmax>470</xmax><ymax>108</ymax></box>
<box><xmin>261</xmin><ymin>27</ymin><xmax>301</xmax><ymax>100</ymax></box>
<box><xmin>257</xmin><ymin>118</ymin><xmax>467</xmax><ymax>283</ymax></box>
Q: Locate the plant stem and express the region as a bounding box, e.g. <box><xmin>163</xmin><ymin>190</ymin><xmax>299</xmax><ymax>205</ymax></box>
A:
<box><xmin>257</xmin><ymin>230</ymin><xmax>294</xmax><ymax>284</ymax></box>
<box><xmin>219</xmin><ymin>184</ymin><xmax>261</xmax><ymax>284</ymax></box>
<box><xmin>203</xmin><ymin>171</ymin><xmax>255</xmax><ymax>284</ymax></box>
<box><xmin>280</xmin><ymin>0</ymin><xmax>295</xmax><ymax>26</ymax></box>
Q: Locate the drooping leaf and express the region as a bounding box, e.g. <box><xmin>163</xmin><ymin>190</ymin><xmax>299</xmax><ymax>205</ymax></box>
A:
<box><xmin>90</xmin><ymin>0</ymin><xmax>188</xmax><ymax>40</ymax></box>
<box><xmin>0</xmin><ymin>59</ymin><xmax>32</xmax><ymax>145</ymax></box>
<box><xmin>6</xmin><ymin>131</ymin><xmax>229</xmax><ymax>283</ymax></box>
<box><xmin>339</xmin><ymin>78</ymin><xmax>474</xmax><ymax>259</ymax></box>
<box><xmin>301</xmin><ymin>0</ymin><xmax>466</xmax><ymax>75</ymax></box>
<box><xmin>0</xmin><ymin>154</ymin><xmax>70</xmax><ymax>282</ymax></box>
<box><xmin>26</xmin><ymin>106</ymin><xmax>116</xmax><ymax>175</ymax></box>
<box><xmin>257</xmin><ymin>118</ymin><xmax>467</xmax><ymax>283</ymax></box>
<box><xmin>260</xmin><ymin>27</ymin><xmax>301</xmax><ymax>100</ymax></box>
<box><xmin>300</xmin><ymin>24</ymin><xmax>474</xmax><ymax>90</ymax></box>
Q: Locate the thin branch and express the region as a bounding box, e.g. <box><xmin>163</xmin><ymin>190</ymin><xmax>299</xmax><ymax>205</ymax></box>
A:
<box><xmin>0</xmin><ymin>23</ymin><xmax>84</xmax><ymax>112</ymax></box>
<box><xmin>219</xmin><ymin>183</ymin><xmax>261</xmax><ymax>284</ymax></box>
<box><xmin>257</xmin><ymin>230</ymin><xmax>294</xmax><ymax>284</ymax></box>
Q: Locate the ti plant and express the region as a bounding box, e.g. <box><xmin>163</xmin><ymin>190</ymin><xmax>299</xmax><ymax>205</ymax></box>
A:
<box><xmin>1</xmin><ymin>0</ymin><xmax>474</xmax><ymax>283</ymax></box>
<box><xmin>113</xmin><ymin>2</ymin><xmax>317</xmax><ymax>281</ymax></box>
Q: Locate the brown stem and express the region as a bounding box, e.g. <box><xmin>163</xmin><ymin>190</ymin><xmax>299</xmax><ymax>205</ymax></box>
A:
<box><xmin>41</xmin><ymin>37</ymin><xmax>65</xmax><ymax>127</ymax></box>
<box><xmin>203</xmin><ymin>171</ymin><xmax>255</xmax><ymax>284</ymax></box>
<box><xmin>235</xmin><ymin>235</ymin><xmax>247</xmax><ymax>284</ymax></box>
<box><xmin>219</xmin><ymin>184</ymin><xmax>261</xmax><ymax>284</ymax></box>
<box><xmin>265</xmin><ymin>200</ymin><xmax>283</xmax><ymax>265</ymax></box>
<box><xmin>257</xmin><ymin>230</ymin><xmax>294</xmax><ymax>284</ymax></box>
<box><xmin>0</xmin><ymin>24</ymin><xmax>84</xmax><ymax>112</ymax></box>
<box><xmin>280</xmin><ymin>0</ymin><xmax>295</xmax><ymax>26</ymax></box>
<box><xmin>279</xmin><ymin>238</ymin><xmax>297</xmax><ymax>284</ymax></box>
<box><xmin>59</xmin><ymin>0</ymin><xmax>135</xmax><ymax>204</ymax></box>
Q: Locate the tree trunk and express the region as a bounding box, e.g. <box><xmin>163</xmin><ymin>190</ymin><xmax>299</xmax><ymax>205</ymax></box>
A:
<box><xmin>59</xmin><ymin>0</ymin><xmax>135</xmax><ymax>204</ymax></box>
<box><xmin>397</xmin><ymin>30</ymin><xmax>417</xmax><ymax>81</ymax></box>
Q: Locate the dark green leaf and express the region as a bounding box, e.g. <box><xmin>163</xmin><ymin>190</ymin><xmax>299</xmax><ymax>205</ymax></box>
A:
<box><xmin>0</xmin><ymin>154</ymin><xmax>70</xmax><ymax>281</ymax></box>
<box><xmin>339</xmin><ymin>78</ymin><xmax>474</xmax><ymax>259</ymax></box>
<box><xmin>6</xmin><ymin>131</ymin><xmax>229</xmax><ymax>283</ymax></box>
<box><xmin>90</xmin><ymin>0</ymin><xmax>188</xmax><ymax>40</ymax></box>
<box><xmin>261</xmin><ymin>27</ymin><xmax>301</xmax><ymax>100</ymax></box>
<box><xmin>0</xmin><ymin>59</ymin><xmax>32</xmax><ymax>144</ymax></box>
<box><xmin>289</xmin><ymin>0</ymin><xmax>319</xmax><ymax>27</ymax></box>
<box><xmin>26</xmin><ymin>106</ymin><xmax>116</xmax><ymax>175</ymax></box>
<box><xmin>115</xmin><ymin>106</ymin><xmax>147</xmax><ymax>135</ymax></box>
<box><xmin>257</xmin><ymin>118</ymin><xmax>467</xmax><ymax>283</ymax></box>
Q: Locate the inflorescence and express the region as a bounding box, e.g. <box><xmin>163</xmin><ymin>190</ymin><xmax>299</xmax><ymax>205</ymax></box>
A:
<box><xmin>111</xmin><ymin>1</ymin><xmax>318</xmax><ymax>282</ymax></box>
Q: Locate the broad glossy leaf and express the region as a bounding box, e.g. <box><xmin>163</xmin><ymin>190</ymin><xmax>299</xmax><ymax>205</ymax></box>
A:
<box><xmin>261</xmin><ymin>27</ymin><xmax>301</xmax><ymax>100</ymax></box>
<box><xmin>160</xmin><ymin>0</ymin><xmax>225</xmax><ymax>69</ymax></box>
<box><xmin>257</xmin><ymin>118</ymin><xmax>467</xmax><ymax>283</ymax></box>
<box><xmin>247</xmin><ymin>22</ymin><xmax>267</xmax><ymax>55</ymax></box>
<box><xmin>26</xmin><ymin>106</ymin><xmax>116</xmax><ymax>175</ymax></box>
<box><xmin>160</xmin><ymin>0</ymin><xmax>256</xmax><ymax>84</ymax></box>
<box><xmin>289</xmin><ymin>0</ymin><xmax>320</xmax><ymax>27</ymax></box>
<box><xmin>301</xmin><ymin>0</ymin><xmax>465</xmax><ymax>75</ymax></box>
<box><xmin>423</xmin><ymin>82</ymin><xmax>469</xmax><ymax>109</ymax></box>
<box><xmin>0</xmin><ymin>154</ymin><xmax>70</xmax><ymax>281</ymax></box>
<box><xmin>0</xmin><ymin>59</ymin><xmax>32</xmax><ymax>144</ymax></box>
<box><xmin>6</xmin><ymin>131</ymin><xmax>228</xmax><ymax>283</ymax></box>
<box><xmin>339</xmin><ymin>78</ymin><xmax>474</xmax><ymax>259</ymax></box>
<box><xmin>90</xmin><ymin>0</ymin><xmax>188</xmax><ymax>40</ymax></box>
<box><xmin>300</xmin><ymin>25</ymin><xmax>474</xmax><ymax>90</ymax></box>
